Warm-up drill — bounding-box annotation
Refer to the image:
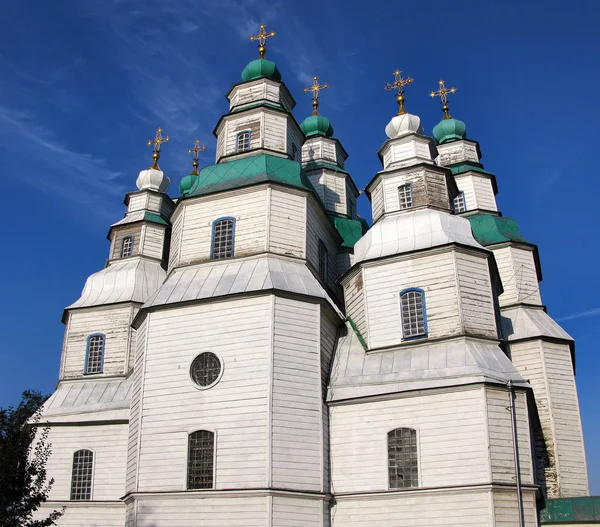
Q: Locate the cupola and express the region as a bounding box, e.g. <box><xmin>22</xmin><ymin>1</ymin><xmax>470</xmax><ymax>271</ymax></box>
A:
<box><xmin>430</xmin><ymin>79</ymin><xmax>467</xmax><ymax>144</ymax></box>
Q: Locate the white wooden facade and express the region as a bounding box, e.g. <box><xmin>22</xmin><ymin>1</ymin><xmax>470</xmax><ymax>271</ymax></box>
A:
<box><xmin>34</xmin><ymin>58</ymin><xmax>590</xmax><ymax>527</ymax></box>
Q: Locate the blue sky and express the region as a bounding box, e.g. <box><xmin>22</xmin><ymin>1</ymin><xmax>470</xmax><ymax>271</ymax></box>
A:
<box><xmin>0</xmin><ymin>0</ymin><xmax>598</xmax><ymax>492</ymax></box>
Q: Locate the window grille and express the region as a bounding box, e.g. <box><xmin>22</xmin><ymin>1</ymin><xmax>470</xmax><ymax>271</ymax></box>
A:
<box><xmin>190</xmin><ymin>352</ymin><xmax>222</xmax><ymax>388</ymax></box>
<box><xmin>318</xmin><ymin>240</ymin><xmax>328</xmax><ymax>281</ymax></box>
<box><xmin>212</xmin><ymin>219</ymin><xmax>235</xmax><ymax>259</ymax></box>
<box><xmin>85</xmin><ymin>335</ymin><xmax>104</xmax><ymax>374</ymax></box>
<box><xmin>121</xmin><ymin>235</ymin><xmax>134</xmax><ymax>257</ymax></box>
<box><xmin>398</xmin><ymin>184</ymin><xmax>414</xmax><ymax>210</ymax></box>
<box><xmin>453</xmin><ymin>191</ymin><xmax>467</xmax><ymax>213</ymax></box>
<box><xmin>236</xmin><ymin>131</ymin><xmax>250</xmax><ymax>152</ymax></box>
<box><xmin>400</xmin><ymin>289</ymin><xmax>426</xmax><ymax>338</ymax></box>
<box><xmin>388</xmin><ymin>428</ymin><xmax>418</xmax><ymax>489</ymax></box>
<box><xmin>70</xmin><ymin>449</ymin><xmax>93</xmax><ymax>500</ymax></box>
<box><xmin>188</xmin><ymin>430</ymin><xmax>215</xmax><ymax>490</ymax></box>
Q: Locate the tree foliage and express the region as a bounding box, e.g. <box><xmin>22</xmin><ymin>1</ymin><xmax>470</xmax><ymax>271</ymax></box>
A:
<box><xmin>0</xmin><ymin>391</ymin><xmax>64</xmax><ymax>526</ymax></box>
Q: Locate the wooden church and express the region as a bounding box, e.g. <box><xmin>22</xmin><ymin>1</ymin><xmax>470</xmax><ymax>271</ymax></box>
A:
<box><xmin>34</xmin><ymin>25</ymin><xmax>592</xmax><ymax>526</ymax></box>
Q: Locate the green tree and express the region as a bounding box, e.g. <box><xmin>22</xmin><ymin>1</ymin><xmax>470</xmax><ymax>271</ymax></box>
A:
<box><xmin>0</xmin><ymin>391</ymin><xmax>64</xmax><ymax>526</ymax></box>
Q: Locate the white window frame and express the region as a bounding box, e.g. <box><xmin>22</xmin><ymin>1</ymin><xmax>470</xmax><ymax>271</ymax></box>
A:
<box><xmin>398</xmin><ymin>184</ymin><xmax>414</xmax><ymax>210</ymax></box>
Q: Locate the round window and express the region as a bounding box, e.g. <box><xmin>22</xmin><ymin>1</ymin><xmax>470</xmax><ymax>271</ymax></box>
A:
<box><xmin>190</xmin><ymin>352</ymin><xmax>222</xmax><ymax>388</ymax></box>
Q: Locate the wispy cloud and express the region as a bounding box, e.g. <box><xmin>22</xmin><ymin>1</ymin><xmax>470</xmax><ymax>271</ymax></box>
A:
<box><xmin>0</xmin><ymin>106</ymin><xmax>125</xmax><ymax>216</ymax></box>
<box><xmin>557</xmin><ymin>308</ymin><xmax>600</xmax><ymax>322</ymax></box>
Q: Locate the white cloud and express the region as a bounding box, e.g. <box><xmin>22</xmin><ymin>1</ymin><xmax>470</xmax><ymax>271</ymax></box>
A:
<box><xmin>557</xmin><ymin>308</ymin><xmax>600</xmax><ymax>322</ymax></box>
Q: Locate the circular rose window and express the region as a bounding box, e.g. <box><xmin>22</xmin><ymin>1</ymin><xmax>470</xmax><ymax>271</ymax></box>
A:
<box><xmin>190</xmin><ymin>352</ymin><xmax>222</xmax><ymax>388</ymax></box>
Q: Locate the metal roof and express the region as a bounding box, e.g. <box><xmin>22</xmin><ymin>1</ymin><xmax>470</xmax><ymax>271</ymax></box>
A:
<box><xmin>141</xmin><ymin>255</ymin><xmax>343</xmax><ymax>318</ymax></box>
<box><xmin>501</xmin><ymin>306</ymin><xmax>573</xmax><ymax>342</ymax></box>
<box><xmin>328</xmin><ymin>324</ymin><xmax>527</xmax><ymax>402</ymax></box>
<box><xmin>67</xmin><ymin>257</ymin><xmax>166</xmax><ymax>310</ymax></box>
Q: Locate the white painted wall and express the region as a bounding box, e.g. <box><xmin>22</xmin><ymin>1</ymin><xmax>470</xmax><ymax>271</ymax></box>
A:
<box><xmin>492</xmin><ymin>246</ymin><xmax>542</xmax><ymax>307</ymax></box>
<box><xmin>61</xmin><ymin>305</ymin><xmax>136</xmax><ymax>379</ymax></box>
<box><xmin>509</xmin><ymin>339</ymin><xmax>589</xmax><ymax>497</ymax></box>
<box><xmin>362</xmin><ymin>249</ymin><xmax>497</xmax><ymax>349</ymax></box>
<box><xmin>306</xmin><ymin>199</ymin><xmax>340</xmax><ymax>292</ymax></box>
<box><xmin>454</xmin><ymin>173</ymin><xmax>498</xmax><ymax>212</ymax></box>
<box><xmin>268</xmin><ymin>188</ymin><xmax>306</xmax><ymax>258</ymax></box>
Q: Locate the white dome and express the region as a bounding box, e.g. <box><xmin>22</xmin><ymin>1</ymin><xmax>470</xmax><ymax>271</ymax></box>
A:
<box><xmin>354</xmin><ymin>209</ymin><xmax>484</xmax><ymax>264</ymax></box>
<box><xmin>385</xmin><ymin>112</ymin><xmax>423</xmax><ymax>139</ymax></box>
<box><xmin>136</xmin><ymin>167</ymin><xmax>170</xmax><ymax>192</ymax></box>
<box><xmin>67</xmin><ymin>258</ymin><xmax>166</xmax><ymax>309</ymax></box>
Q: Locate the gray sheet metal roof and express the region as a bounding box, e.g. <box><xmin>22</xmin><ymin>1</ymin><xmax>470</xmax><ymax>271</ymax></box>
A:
<box><xmin>67</xmin><ymin>257</ymin><xmax>166</xmax><ymax>310</ymax></box>
<box><xmin>141</xmin><ymin>255</ymin><xmax>343</xmax><ymax>318</ymax></box>
<box><xmin>501</xmin><ymin>306</ymin><xmax>572</xmax><ymax>342</ymax></box>
<box><xmin>40</xmin><ymin>377</ymin><xmax>132</xmax><ymax>422</ymax></box>
<box><xmin>328</xmin><ymin>324</ymin><xmax>527</xmax><ymax>402</ymax></box>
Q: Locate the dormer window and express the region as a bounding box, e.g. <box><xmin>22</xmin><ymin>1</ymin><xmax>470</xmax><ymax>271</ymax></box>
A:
<box><xmin>121</xmin><ymin>235</ymin><xmax>134</xmax><ymax>257</ymax></box>
<box><xmin>453</xmin><ymin>191</ymin><xmax>467</xmax><ymax>213</ymax></box>
<box><xmin>398</xmin><ymin>184</ymin><xmax>414</xmax><ymax>210</ymax></box>
<box><xmin>236</xmin><ymin>131</ymin><xmax>251</xmax><ymax>153</ymax></box>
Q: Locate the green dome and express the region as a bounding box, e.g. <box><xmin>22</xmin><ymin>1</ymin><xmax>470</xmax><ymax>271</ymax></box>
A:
<box><xmin>180</xmin><ymin>174</ymin><xmax>198</xmax><ymax>196</ymax></box>
<box><xmin>300</xmin><ymin>115</ymin><xmax>334</xmax><ymax>138</ymax></box>
<box><xmin>433</xmin><ymin>117</ymin><xmax>467</xmax><ymax>144</ymax></box>
<box><xmin>241</xmin><ymin>59</ymin><xmax>282</xmax><ymax>82</ymax></box>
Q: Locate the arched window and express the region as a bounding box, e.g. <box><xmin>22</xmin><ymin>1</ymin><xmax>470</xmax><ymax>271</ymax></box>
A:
<box><xmin>453</xmin><ymin>191</ymin><xmax>467</xmax><ymax>213</ymax></box>
<box><xmin>211</xmin><ymin>218</ymin><xmax>235</xmax><ymax>260</ymax></box>
<box><xmin>71</xmin><ymin>449</ymin><xmax>94</xmax><ymax>500</ymax></box>
<box><xmin>121</xmin><ymin>235</ymin><xmax>134</xmax><ymax>257</ymax></box>
<box><xmin>398</xmin><ymin>184</ymin><xmax>413</xmax><ymax>210</ymax></box>
<box><xmin>400</xmin><ymin>288</ymin><xmax>427</xmax><ymax>339</ymax></box>
<box><xmin>236</xmin><ymin>130</ymin><xmax>251</xmax><ymax>152</ymax></box>
<box><xmin>388</xmin><ymin>428</ymin><xmax>418</xmax><ymax>489</ymax></box>
<box><xmin>85</xmin><ymin>334</ymin><xmax>105</xmax><ymax>374</ymax></box>
<box><xmin>318</xmin><ymin>240</ymin><xmax>328</xmax><ymax>281</ymax></box>
<box><xmin>188</xmin><ymin>430</ymin><xmax>215</xmax><ymax>489</ymax></box>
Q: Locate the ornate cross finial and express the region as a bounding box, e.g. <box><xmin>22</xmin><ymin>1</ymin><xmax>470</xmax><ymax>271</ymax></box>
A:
<box><xmin>385</xmin><ymin>69</ymin><xmax>413</xmax><ymax>115</ymax></box>
<box><xmin>430</xmin><ymin>80</ymin><xmax>457</xmax><ymax>119</ymax></box>
<box><xmin>249</xmin><ymin>24</ymin><xmax>276</xmax><ymax>59</ymax></box>
<box><xmin>187</xmin><ymin>139</ymin><xmax>205</xmax><ymax>176</ymax></box>
<box><xmin>303</xmin><ymin>76</ymin><xmax>329</xmax><ymax>116</ymax></box>
<box><xmin>147</xmin><ymin>127</ymin><xmax>169</xmax><ymax>170</ymax></box>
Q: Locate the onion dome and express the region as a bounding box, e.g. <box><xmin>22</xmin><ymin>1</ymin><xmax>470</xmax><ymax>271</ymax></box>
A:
<box><xmin>301</xmin><ymin>115</ymin><xmax>334</xmax><ymax>138</ymax></box>
<box><xmin>136</xmin><ymin>167</ymin><xmax>170</xmax><ymax>193</ymax></box>
<box><xmin>241</xmin><ymin>58</ymin><xmax>282</xmax><ymax>82</ymax></box>
<box><xmin>180</xmin><ymin>174</ymin><xmax>198</xmax><ymax>196</ymax></box>
<box><xmin>385</xmin><ymin>112</ymin><xmax>424</xmax><ymax>139</ymax></box>
<box><xmin>433</xmin><ymin>117</ymin><xmax>467</xmax><ymax>144</ymax></box>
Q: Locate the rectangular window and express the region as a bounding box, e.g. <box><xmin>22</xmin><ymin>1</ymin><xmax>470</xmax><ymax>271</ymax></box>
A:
<box><xmin>400</xmin><ymin>289</ymin><xmax>426</xmax><ymax>338</ymax></box>
<box><xmin>85</xmin><ymin>335</ymin><xmax>104</xmax><ymax>374</ymax></box>
<box><xmin>236</xmin><ymin>131</ymin><xmax>250</xmax><ymax>152</ymax></box>
<box><xmin>188</xmin><ymin>430</ymin><xmax>215</xmax><ymax>490</ymax></box>
<box><xmin>453</xmin><ymin>191</ymin><xmax>467</xmax><ymax>213</ymax></box>
<box><xmin>388</xmin><ymin>428</ymin><xmax>418</xmax><ymax>489</ymax></box>
<box><xmin>121</xmin><ymin>235</ymin><xmax>134</xmax><ymax>257</ymax></box>
<box><xmin>347</xmin><ymin>198</ymin><xmax>355</xmax><ymax>219</ymax></box>
<box><xmin>212</xmin><ymin>218</ymin><xmax>235</xmax><ymax>260</ymax></box>
<box><xmin>71</xmin><ymin>449</ymin><xmax>93</xmax><ymax>500</ymax></box>
<box><xmin>398</xmin><ymin>184</ymin><xmax>413</xmax><ymax>210</ymax></box>
<box><xmin>318</xmin><ymin>240</ymin><xmax>328</xmax><ymax>281</ymax></box>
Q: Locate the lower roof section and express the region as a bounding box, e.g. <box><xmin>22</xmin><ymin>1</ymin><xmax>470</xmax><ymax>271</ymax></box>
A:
<box><xmin>39</xmin><ymin>376</ymin><xmax>132</xmax><ymax>423</ymax></box>
<box><xmin>501</xmin><ymin>305</ymin><xmax>573</xmax><ymax>343</ymax></box>
<box><xmin>66</xmin><ymin>257</ymin><xmax>166</xmax><ymax>311</ymax></box>
<box><xmin>328</xmin><ymin>326</ymin><xmax>527</xmax><ymax>402</ymax></box>
<box><xmin>137</xmin><ymin>254</ymin><xmax>344</xmax><ymax>326</ymax></box>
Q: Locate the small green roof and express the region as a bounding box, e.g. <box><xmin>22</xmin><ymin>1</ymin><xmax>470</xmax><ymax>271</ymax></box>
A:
<box><xmin>301</xmin><ymin>114</ymin><xmax>334</xmax><ymax>138</ymax></box>
<box><xmin>330</xmin><ymin>215</ymin><xmax>369</xmax><ymax>248</ymax></box>
<box><xmin>144</xmin><ymin>212</ymin><xmax>170</xmax><ymax>226</ymax></box>
<box><xmin>540</xmin><ymin>497</ymin><xmax>600</xmax><ymax>523</ymax></box>
<box><xmin>450</xmin><ymin>162</ymin><xmax>494</xmax><ymax>176</ymax></box>
<box><xmin>241</xmin><ymin>58</ymin><xmax>282</xmax><ymax>82</ymax></box>
<box><xmin>433</xmin><ymin>117</ymin><xmax>467</xmax><ymax>144</ymax></box>
<box><xmin>468</xmin><ymin>213</ymin><xmax>528</xmax><ymax>246</ymax></box>
<box><xmin>180</xmin><ymin>154</ymin><xmax>315</xmax><ymax>198</ymax></box>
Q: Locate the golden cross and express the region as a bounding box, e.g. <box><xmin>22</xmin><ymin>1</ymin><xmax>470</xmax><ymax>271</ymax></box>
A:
<box><xmin>187</xmin><ymin>139</ymin><xmax>206</xmax><ymax>176</ymax></box>
<box><xmin>249</xmin><ymin>24</ymin><xmax>276</xmax><ymax>59</ymax></box>
<box><xmin>303</xmin><ymin>76</ymin><xmax>329</xmax><ymax>116</ymax></box>
<box><xmin>385</xmin><ymin>69</ymin><xmax>413</xmax><ymax>115</ymax></box>
<box><xmin>430</xmin><ymin>80</ymin><xmax>457</xmax><ymax>119</ymax></box>
<box><xmin>147</xmin><ymin>127</ymin><xmax>169</xmax><ymax>170</ymax></box>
